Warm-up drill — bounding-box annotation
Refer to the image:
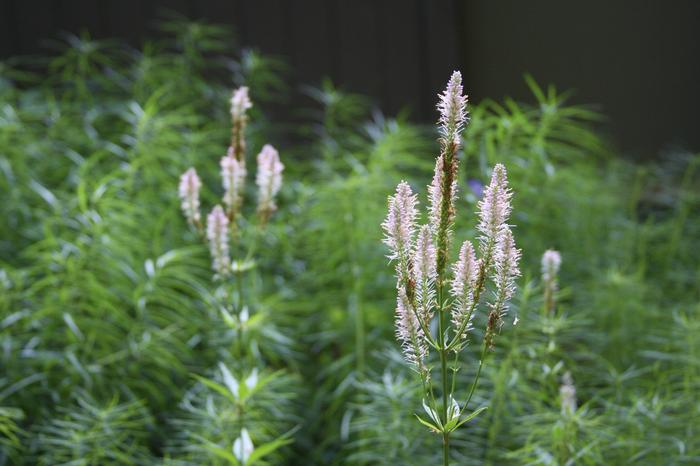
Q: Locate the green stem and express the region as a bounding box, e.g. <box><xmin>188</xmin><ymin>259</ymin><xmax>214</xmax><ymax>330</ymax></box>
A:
<box><xmin>443</xmin><ymin>432</ymin><xmax>450</xmax><ymax>466</ymax></box>
<box><xmin>463</xmin><ymin>343</ymin><xmax>488</xmax><ymax>411</ymax></box>
<box><xmin>437</xmin><ymin>282</ymin><xmax>450</xmax><ymax>466</ymax></box>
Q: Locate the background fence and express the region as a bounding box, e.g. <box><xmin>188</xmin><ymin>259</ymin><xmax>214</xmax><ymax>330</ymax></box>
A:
<box><xmin>2</xmin><ymin>0</ymin><xmax>699</xmax><ymax>159</ymax></box>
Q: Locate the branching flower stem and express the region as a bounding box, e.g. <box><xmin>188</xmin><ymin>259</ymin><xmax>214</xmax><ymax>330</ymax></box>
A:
<box><xmin>382</xmin><ymin>72</ymin><xmax>520</xmax><ymax>466</ymax></box>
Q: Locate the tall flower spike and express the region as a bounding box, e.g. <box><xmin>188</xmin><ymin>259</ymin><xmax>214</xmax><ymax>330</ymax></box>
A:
<box><xmin>428</xmin><ymin>155</ymin><xmax>458</xmax><ymax>235</ymax></box>
<box><xmin>542</xmin><ymin>249</ymin><xmax>562</xmax><ymax>313</ymax></box>
<box><xmin>542</xmin><ymin>249</ymin><xmax>562</xmax><ymax>285</ymax></box>
<box><xmin>382</xmin><ymin>181</ymin><xmax>419</xmax><ymax>287</ymax></box>
<box><xmin>395</xmin><ymin>289</ymin><xmax>428</xmax><ymax>373</ymax></box>
<box><xmin>221</xmin><ymin>147</ymin><xmax>247</xmax><ymax>219</ymax></box>
<box><xmin>206</xmin><ymin>205</ymin><xmax>230</xmax><ymax>277</ymax></box>
<box><xmin>179</xmin><ymin>168</ymin><xmax>202</xmax><ymax>229</ymax></box>
<box><xmin>230</xmin><ymin>87</ymin><xmax>252</xmax><ymax>162</ymax></box>
<box><xmin>485</xmin><ymin>228</ymin><xmax>521</xmax><ymax>349</ymax></box>
<box><xmin>255</xmin><ymin>144</ymin><xmax>284</xmax><ymax>224</ymax></box>
<box><xmin>413</xmin><ymin>225</ymin><xmax>437</xmax><ymax>322</ymax></box>
<box><xmin>476</xmin><ymin>164</ymin><xmax>512</xmax><ymax>265</ymax></box>
<box><xmin>437</xmin><ymin>70</ymin><xmax>468</xmax><ymax>146</ymax></box>
<box><xmin>450</xmin><ymin>240</ymin><xmax>479</xmax><ymax>336</ymax></box>
<box><xmin>433</xmin><ymin>73</ymin><xmax>467</xmax><ymax>279</ymax></box>
<box><xmin>560</xmin><ymin>372</ymin><xmax>577</xmax><ymax>416</ymax></box>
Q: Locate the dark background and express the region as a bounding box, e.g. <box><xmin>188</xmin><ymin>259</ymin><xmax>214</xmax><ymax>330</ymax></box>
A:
<box><xmin>2</xmin><ymin>0</ymin><xmax>699</xmax><ymax>159</ymax></box>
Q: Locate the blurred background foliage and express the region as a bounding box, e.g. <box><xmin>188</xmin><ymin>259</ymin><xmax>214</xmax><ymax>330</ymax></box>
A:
<box><xmin>1</xmin><ymin>17</ymin><xmax>699</xmax><ymax>465</ymax></box>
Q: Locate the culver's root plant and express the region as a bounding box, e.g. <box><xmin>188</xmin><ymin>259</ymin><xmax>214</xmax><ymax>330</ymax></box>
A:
<box><xmin>382</xmin><ymin>71</ymin><xmax>521</xmax><ymax>465</ymax></box>
<box><xmin>176</xmin><ymin>86</ymin><xmax>292</xmax><ymax>465</ymax></box>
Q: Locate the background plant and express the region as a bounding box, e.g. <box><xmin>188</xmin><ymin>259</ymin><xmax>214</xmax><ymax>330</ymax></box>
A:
<box><xmin>1</xmin><ymin>16</ymin><xmax>699</xmax><ymax>466</ymax></box>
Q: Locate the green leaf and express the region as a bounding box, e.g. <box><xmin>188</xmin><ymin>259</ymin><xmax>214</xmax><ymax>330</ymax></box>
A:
<box><xmin>191</xmin><ymin>374</ymin><xmax>236</xmax><ymax>403</ymax></box>
<box><xmin>452</xmin><ymin>406</ymin><xmax>488</xmax><ymax>431</ymax></box>
<box><xmin>247</xmin><ymin>436</ymin><xmax>293</xmax><ymax>465</ymax></box>
<box><xmin>202</xmin><ymin>442</ymin><xmax>241</xmax><ymax>465</ymax></box>
<box><xmin>414</xmin><ymin>413</ymin><xmax>441</xmax><ymax>433</ymax></box>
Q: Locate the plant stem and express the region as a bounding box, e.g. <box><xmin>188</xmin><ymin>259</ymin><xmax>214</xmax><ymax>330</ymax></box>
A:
<box><xmin>443</xmin><ymin>432</ymin><xmax>450</xmax><ymax>466</ymax></box>
<box><xmin>464</xmin><ymin>343</ymin><xmax>488</xmax><ymax>410</ymax></box>
<box><xmin>437</xmin><ymin>283</ymin><xmax>450</xmax><ymax>466</ymax></box>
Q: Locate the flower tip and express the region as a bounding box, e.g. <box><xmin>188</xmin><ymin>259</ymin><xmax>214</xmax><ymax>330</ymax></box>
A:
<box><xmin>492</xmin><ymin>163</ymin><xmax>507</xmax><ymax>181</ymax></box>
<box><xmin>448</xmin><ymin>70</ymin><xmax>462</xmax><ymax>88</ymax></box>
<box><xmin>230</xmin><ymin>86</ymin><xmax>252</xmax><ymax>118</ymax></box>
<box><xmin>438</xmin><ymin>71</ymin><xmax>468</xmax><ymax>142</ymax></box>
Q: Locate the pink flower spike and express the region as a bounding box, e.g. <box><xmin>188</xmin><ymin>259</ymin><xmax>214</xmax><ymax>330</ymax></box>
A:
<box><xmin>542</xmin><ymin>249</ymin><xmax>562</xmax><ymax>285</ymax></box>
<box><xmin>382</xmin><ymin>181</ymin><xmax>419</xmax><ymax>284</ymax></box>
<box><xmin>206</xmin><ymin>205</ymin><xmax>231</xmax><ymax>277</ymax></box>
<box><xmin>450</xmin><ymin>240</ymin><xmax>479</xmax><ymax>333</ymax></box>
<box><xmin>179</xmin><ymin>168</ymin><xmax>202</xmax><ymax>228</ymax></box>
<box><xmin>221</xmin><ymin>148</ymin><xmax>247</xmax><ymax>218</ymax></box>
<box><xmin>477</xmin><ymin>164</ymin><xmax>512</xmax><ymax>260</ymax></box>
<box><xmin>230</xmin><ymin>87</ymin><xmax>252</xmax><ymax>122</ymax></box>
<box><xmin>437</xmin><ymin>70</ymin><xmax>469</xmax><ymax>146</ymax></box>
<box><xmin>395</xmin><ymin>289</ymin><xmax>428</xmax><ymax>371</ymax></box>
<box><xmin>255</xmin><ymin>144</ymin><xmax>284</xmax><ymax>222</ymax></box>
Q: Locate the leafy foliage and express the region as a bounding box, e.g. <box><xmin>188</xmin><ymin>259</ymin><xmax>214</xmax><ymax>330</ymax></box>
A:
<box><xmin>1</xmin><ymin>16</ymin><xmax>699</xmax><ymax>466</ymax></box>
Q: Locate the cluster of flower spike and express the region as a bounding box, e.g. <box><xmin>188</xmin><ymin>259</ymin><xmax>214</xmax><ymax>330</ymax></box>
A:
<box><xmin>383</xmin><ymin>71</ymin><xmax>520</xmax><ymax>370</ymax></box>
<box><xmin>178</xmin><ymin>86</ymin><xmax>284</xmax><ymax>277</ymax></box>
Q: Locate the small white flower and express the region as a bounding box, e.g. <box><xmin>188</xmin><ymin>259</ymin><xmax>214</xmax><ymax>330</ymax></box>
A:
<box><xmin>245</xmin><ymin>368</ymin><xmax>258</xmax><ymax>391</ymax></box>
<box><xmin>218</xmin><ymin>362</ymin><xmax>238</xmax><ymax>399</ymax></box>
<box><xmin>232</xmin><ymin>428</ymin><xmax>254</xmax><ymax>464</ymax></box>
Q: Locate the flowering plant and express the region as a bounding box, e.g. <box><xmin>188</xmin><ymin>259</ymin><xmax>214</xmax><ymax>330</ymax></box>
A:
<box><xmin>178</xmin><ymin>86</ymin><xmax>284</xmax><ymax>279</ymax></box>
<box><xmin>177</xmin><ymin>87</ymin><xmax>289</xmax><ymax>465</ymax></box>
<box><xmin>382</xmin><ymin>72</ymin><xmax>520</xmax><ymax>465</ymax></box>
